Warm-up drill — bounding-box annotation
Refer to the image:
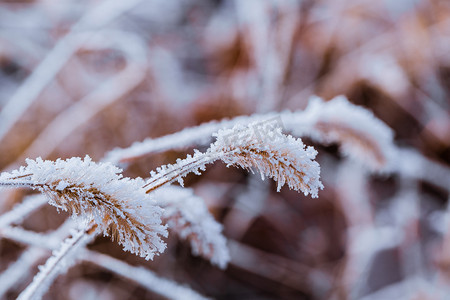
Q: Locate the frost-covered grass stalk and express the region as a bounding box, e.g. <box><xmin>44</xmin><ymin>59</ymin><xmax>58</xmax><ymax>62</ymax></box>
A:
<box><xmin>0</xmin><ymin>156</ymin><xmax>168</xmax><ymax>260</ymax></box>
<box><xmin>107</xmin><ymin>96</ymin><xmax>396</xmax><ymax>173</ymax></box>
<box><xmin>0</xmin><ymin>118</ymin><xmax>325</xmax><ymax>299</ymax></box>
<box><xmin>0</xmin><ymin>94</ymin><xmax>407</xmax><ymax>299</ymax></box>
<box><xmin>17</xmin><ymin>226</ymin><xmax>96</xmax><ymax>300</ymax></box>
<box><xmin>0</xmin><ymin>90</ymin><xmax>416</xmax><ymax>300</ymax></box>
<box><xmin>144</xmin><ymin>121</ymin><xmax>323</xmax><ymax>197</ymax></box>
<box><xmin>1</xmin><ymin>0</ymin><xmax>449</xmax><ymax>298</ymax></box>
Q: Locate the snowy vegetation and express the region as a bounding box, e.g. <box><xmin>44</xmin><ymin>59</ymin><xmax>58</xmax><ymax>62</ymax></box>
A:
<box><xmin>0</xmin><ymin>1</ymin><xmax>449</xmax><ymax>299</ymax></box>
<box><xmin>0</xmin><ymin>95</ymin><xmax>398</xmax><ymax>299</ymax></box>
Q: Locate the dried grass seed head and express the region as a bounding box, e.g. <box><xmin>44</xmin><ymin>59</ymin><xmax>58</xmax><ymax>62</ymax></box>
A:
<box><xmin>211</xmin><ymin>122</ymin><xmax>323</xmax><ymax>197</ymax></box>
<box><xmin>2</xmin><ymin>156</ymin><xmax>167</xmax><ymax>260</ymax></box>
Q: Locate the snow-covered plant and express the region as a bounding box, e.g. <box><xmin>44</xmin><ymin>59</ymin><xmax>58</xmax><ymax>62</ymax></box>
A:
<box><xmin>0</xmin><ymin>119</ymin><xmax>324</xmax><ymax>299</ymax></box>
<box><xmin>17</xmin><ymin>226</ymin><xmax>97</xmax><ymax>300</ymax></box>
<box><xmin>0</xmin><ymin>88</ymin><xmax>412</xmax><ymax>300</ymax></box>
<box><xmin>0</xmin><ymin>156</ymin><xmax>167</xmax><ymax>260</ymax></box>
<box><xmin>144</xmin><ymin>121</ymin><xmax>323</xmax><ymax>197</ymax></box>
<box><xmin>107</xmin><ymin>95</ymin><xmax>395</xmax><ymax>173</ymax></box>
<box><xmin>1</xmin><ymin>1</ymin><xmax>448</xmax><ymax>299</ymax></box>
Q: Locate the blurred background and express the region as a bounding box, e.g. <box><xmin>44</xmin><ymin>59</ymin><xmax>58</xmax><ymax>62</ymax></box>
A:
<box><xmin>0</xmin><ymin>0</ymin><xmax>450</xmax><ymax>299</ymax></box>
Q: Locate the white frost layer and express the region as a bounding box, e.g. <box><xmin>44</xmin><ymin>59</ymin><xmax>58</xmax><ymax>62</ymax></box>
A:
<box><xmin>105</xmin><ymin>95</ymin><xmax>396</xmax><ymax>172</ymax></box>
<box><xmin>155</xmin><ymin>186</ymin><xmax>230</xmax><ymax>269</ymax></box>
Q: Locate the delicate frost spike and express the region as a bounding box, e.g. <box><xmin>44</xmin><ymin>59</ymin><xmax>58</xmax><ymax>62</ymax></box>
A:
<box><xmin>145</xmin><ymin>122</ymin><xmax>323</xmax><ymax>197</ymax></box>
<box><xmin>288</xmin><ymin>95</ymin><xmax>396</xmax><ymax>171</ymax></box>
<box><xmin>103</xmin><ymin>113</ymin><xmax>280</xmax><ymax>165</ymax></box>
<box><xmin>211</xmin><ymin>123</ymin><xmax>324</xmax><ymax>197</ymax></box>
<box><xmin>143</xmin><ymin>150</ymin><xmax>215</xmax><ymax>193</ymax></box>
<box><xmin>155</xmin><ymin>186</ymin><xmax>230</xmax><ymax>269</ymax></box>
<box><xmin>0</xmin><ymin>156</ymin><xmax>168</xmax><ymax>260</ymax></box>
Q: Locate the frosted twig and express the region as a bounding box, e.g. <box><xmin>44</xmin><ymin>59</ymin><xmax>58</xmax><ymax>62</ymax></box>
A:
<box><xmin>17</xmin><ymin>225</ymin><xmax>97</xmax><ymax>300</ymax></box>
<box><xmin>106</xmin><ymin>96</ymin><xmax>396</xmax><ymax>172</ymax></box>
<box><xmin>1</xmin><ymin>113</ymin><xmax>324</xmax><ymax>297</ymax></box>
<box><xmin>103</xmin><ymin>113</ymin><xmax>280</xmax><ymax>165</ymax></box>
<box><xmin>0</xmin><ymin>0</ymin><xmax>143</xmax><ymax>144</ymax></box>
<box><xmin>0</xmin><ymin>219</ymin><xmax>77</xmax><ymax>250</ymax></box>
<box><xmin>234</xmin><ymin>0</ymin><xmax>277</xmax><ymax>111</ymax></box>
<box><xmin>0</xmin><ymin>248</ymin><xmax>48</xmax><ymax>299</ymax></box>
<box><xmin>0</xmin><ymin>226</ymin><xmax>56</xmax><ymax>249</ymax></box>
<box><xmin>0</xmin><ymin>223</ymin><xmax>209</xmax><ymax>300</ymax></box>
<box><xmin>144</xmin><ymin>122</ymin><xmax>323</xmax><ymax>197</ymax></box>
<box><xmin>83</xmin><ymin>250</ymin><xmax>210</xmax><ymax>300</ymax></box>
<box><xmin>144</xmin><ymin>151</ymin><xmax>217</xmax><ymax>192</ymax></box>
<box><xmin>155</xmin><ymin>186</ymin><xmax>230</xmax><ymax>268</ymax></box>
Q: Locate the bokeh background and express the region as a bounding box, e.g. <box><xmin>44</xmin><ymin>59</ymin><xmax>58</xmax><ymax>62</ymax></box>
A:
<box><xmin>1</xmin><ymin>0</ymin><xmax>450</xmax><ymax>299</ymax></box>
